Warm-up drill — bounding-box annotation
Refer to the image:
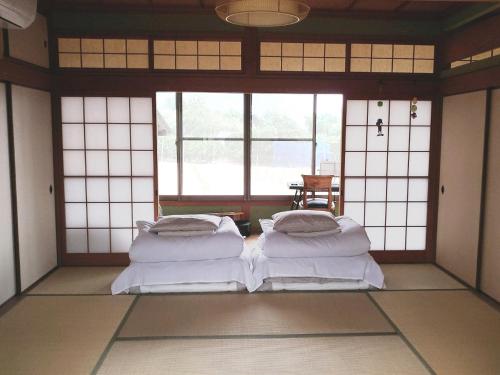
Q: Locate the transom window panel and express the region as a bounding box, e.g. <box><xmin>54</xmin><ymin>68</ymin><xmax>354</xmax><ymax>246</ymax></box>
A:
<box><xmin>153</xmin><ymin>40</ymin><xmax>241</xmax><ymax>71</ymax></box>
<box><xmin>450</xmin><ymin>47</ymin><xmax>500</xmax><ymax>68</ymax></box>
<box><xmin>57</xmin><ymin>38</ymin><xmax>149</xmax><ymax>69</ymax></box>
<box><xmin>62</xmin><ymin>97</ymin><xmax>155</xmax><ymax>254</ymax></box>
<box><xmin>260</xmin><ymin>42</ymin><xmax>346</xmax><ymax>72</ymax></box>
<box><xmin>344</xmin><ymin>99</ymin><xmax>431</xmax><ymax>251</ymax></box>
<box><xmin>350</xmin><ymin>44</ymin><xmax>435</xmax><ymax>74</ymax></box>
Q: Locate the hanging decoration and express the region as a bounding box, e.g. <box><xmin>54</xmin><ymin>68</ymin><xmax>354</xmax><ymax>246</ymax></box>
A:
<box><xmin>411</xmin><ymin>97</ymin><xmax>418</xmax><ymax>119</ymax></box>
<box><xmin>376</xmin><ymin>100</ymin><xmax>384</xmax><ymax>136</ymax></box>
<box><xmin>376</xmin><ymin>119</ymin><xmax>384</xmax><ymax>136</ymax></box>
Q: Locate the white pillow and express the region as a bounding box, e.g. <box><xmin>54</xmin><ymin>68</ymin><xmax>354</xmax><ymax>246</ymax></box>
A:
<box><xmin>288</xmin><ymin>228</ymin><xmax>341</xmax><ymax>237</ymax></box>
<box><xmin>149</xmin><ymin>214</ymin><xmax>222</xmax><ymax>233</ymax></box>
<box><xmin>259</xmin><ymin>219</ymin><xmax>274</xmax><ymax>234</ymax></box>
<box><xmin>158</xmin><ymin>230</ymin><xmax>215</xmax><ymax>237</ymax></box>
<box><xmin>136</xmin><ymin>221</ymin><xmax>154</xmax><ymax>232</ymax></box>
<box><xmin>272</xmin><ymin>210</ymin><xmax>339</xmax><ymax>233</ymax></box>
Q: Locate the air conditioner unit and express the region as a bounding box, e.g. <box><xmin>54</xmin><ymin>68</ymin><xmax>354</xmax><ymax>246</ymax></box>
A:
<box><xmin>0</xmin><ymin>0</ymin><xmax>37</xmax><ymax>29</ymax></box>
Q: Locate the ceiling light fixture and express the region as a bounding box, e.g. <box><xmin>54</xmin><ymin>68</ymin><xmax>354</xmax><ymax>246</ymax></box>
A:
<box><xmin>215</xmin><ymin>0</ymin><xmax>310</xmax><ymax>27</ymax></box>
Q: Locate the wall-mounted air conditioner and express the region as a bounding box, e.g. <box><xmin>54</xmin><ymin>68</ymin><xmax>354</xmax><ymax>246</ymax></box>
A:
<box><xmin>0</xmin><ymin>0</ymin><xmax>37</xmax><ymax>29</ymax></box>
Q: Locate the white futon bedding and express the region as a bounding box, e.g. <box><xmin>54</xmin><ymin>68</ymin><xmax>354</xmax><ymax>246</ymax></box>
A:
<box><xmin>111</xmin><ymin>248</ymin><xmax>254</xmax><ymax>295</ymax></box>
<box><xmin>260</xmin><ymin>216</ymin><xmax>371</xmax><ymax>258</ymax></box>
<box><xmin>250</xmin><ymin>246</ymin><xmax>384</xmax><ymax>292</ymax></box>
<box><xmin>258</xmin><ymin>277</ymin><xmax>371</xmax><ymax>291</ymax></box>
<box><xmin>129</xmin><ymin>216</ymin><xmax>243</xmax><ymax>262</ymax></box>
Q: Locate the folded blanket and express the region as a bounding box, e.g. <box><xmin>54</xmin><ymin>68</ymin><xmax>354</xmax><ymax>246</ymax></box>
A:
<box><xmin>260</xmin><ymin>216</ymin><xmax>371</xmax><ymax>258</ymax></box>
<box><xmin>129</xmin><ymin>216</ymin><xmax>244</xmax><ymax>262</ymax></box>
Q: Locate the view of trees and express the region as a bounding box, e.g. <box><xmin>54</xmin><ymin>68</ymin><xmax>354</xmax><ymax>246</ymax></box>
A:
<box><xmin>156</xmin><ymin>92</ymin><xmax>342</xmax><ymax>195</ymax></box>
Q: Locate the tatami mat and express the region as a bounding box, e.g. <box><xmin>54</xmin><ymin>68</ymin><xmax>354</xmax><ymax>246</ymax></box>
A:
<box><xmin>0</xmin><ymin>295</ymin><xmax>134</xmax><ymax>375</ymax></box>
<box><xmin>119</xmin><ymin>292</ymin><xmax>394</xmax><ymax>338</ymax></box>
<box><xmin>380</xmin><ymin>264</ymin><xmax>466</xmax><ymax>290</ymax></box>
<box><xmin>98</xmin><ymin>336</ymin><xmax>429</xmax><ymax>375</ymax></box>
<box><xmin>28</xmin><ymin>267</ymin><xmax>124</xmax><ymax>295</ymax></box>
<box><xmin>371</xmin><ymin>290</ymin><xmax>500</xmax><ymax>375</ymax></box>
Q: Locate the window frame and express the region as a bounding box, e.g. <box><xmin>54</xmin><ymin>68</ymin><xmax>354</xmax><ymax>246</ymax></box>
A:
<box><xmin>158</xmin><ymin>92</ymin><xmax>343</xmax><ymax>200</ymax></box>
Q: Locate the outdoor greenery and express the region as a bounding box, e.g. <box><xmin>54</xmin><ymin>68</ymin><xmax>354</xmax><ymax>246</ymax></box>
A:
<box><xmin>156</xmin><ymin>92</ymin><xmax>342</xmax><ymax>195</ymax></box>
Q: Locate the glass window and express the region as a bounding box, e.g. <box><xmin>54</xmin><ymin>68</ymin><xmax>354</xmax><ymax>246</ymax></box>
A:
<box><xmin>157</xmin><ymin>92</ymin><xmax>245</xmax><ymax>196</ymax></box>
<box><xmin>251</xmin><ymin>93</ymin><xmax>314</xmax><ymax>195</ymax></box>
<box><xmin>316</xmin><ymin>94</ymin><xmax>343</xmax><ymax>180</ymax></box>
<box><xmin>251</xmin><ymin>93</ymin><xmax>342</xmax><ymax>195</ymax></box>
<box><xmin>251</xmin><ymin>94</ymin><xmax>313</xmax><ymax>139</ymax></box>
<box><xmin>156</xmin><ymin>92</ymin><xmax>178</xmax><ymax>195</ymax></box>
<box><xmin>183</xmin><ymin>93</ymin><xmax>243</xmax><ymax>138</ymax></box>
<box><xmin>157</xmin><ymin>92</ymin><xmax>342</xmax><ymax>197</ymax></box>
<box><xmin>183</xmin><ymin>140</ymin><xmax>244</xmax><ymax>195</ymax></box>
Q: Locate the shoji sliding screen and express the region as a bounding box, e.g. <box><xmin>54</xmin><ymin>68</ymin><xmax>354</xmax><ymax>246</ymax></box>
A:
<box><xmin>62</xmin><ymin>97</ymin><xmax>155</xmax><ymax>254</ymax></box>
<box><xmin>344</xmin><ymin>100</ymin><xmax>431</xmax><ymax>251</ymax></box>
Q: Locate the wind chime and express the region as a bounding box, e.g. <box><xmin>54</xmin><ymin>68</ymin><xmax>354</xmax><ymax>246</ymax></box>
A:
<box><xmin>376</xmin><ymin>100</ymin><xmax>384</xmax><ymax>136</ymax></box>
<box><xmin>411</xmin><ymin>97</ymin><xmax>418</xmax><ymax>119</ymax></box>
<box><xmin>375</xmin><ymin>97</ymin><xmax>419</xmax><ymax>137</ymax></box>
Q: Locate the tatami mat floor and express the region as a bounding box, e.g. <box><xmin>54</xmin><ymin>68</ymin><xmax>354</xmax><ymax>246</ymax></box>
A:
<box><xmin>0</xmin><ymin>264</ymin><xmax>498</xmax><ymax>375</ymax></box>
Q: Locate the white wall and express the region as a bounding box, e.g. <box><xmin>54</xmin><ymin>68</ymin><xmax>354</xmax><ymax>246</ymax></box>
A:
<box><xmin>12</xmin><ymin>85</ymin><xmax>57</xmax><ymax>291</ymax></box>
<box><xmin>436</xmin><ymin>91</ymin><xmax>486</xmax><ymax>287</ymax></box>
<box><xmin>8</xmin><ymin>14</ymin><xmax>49</xmax><ymax>68</ymax></box>
<box><xmin>0</xmin><ymin>83</ymin><xmax>16</xmax><ymax>304</ymax></box>
<box><xmin>480</xmin><ymin>88</ymin><xmax>500</xmax><ymax>301</ymax></box>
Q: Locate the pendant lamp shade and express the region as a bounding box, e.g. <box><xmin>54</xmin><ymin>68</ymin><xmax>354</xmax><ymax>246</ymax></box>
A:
<box><xmin>215</xmin><ymin>0</ymin><xmax>310</xmax><ymax>27</ymax></box>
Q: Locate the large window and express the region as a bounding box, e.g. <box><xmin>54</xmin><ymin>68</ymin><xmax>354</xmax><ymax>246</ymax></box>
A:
<box><xmin>157</xmin><ymin>92</ymin><xmax>244</xmax><ymax>196</ymax></box>
<box><xmin>251</xmin><ymin>94</ymin><xmax>313</xmax><ymax>195</ymax></box>
<box><xmin>157</xmin><ymin>92</ymin><xmax>343</xmax><ymax>197</ymax></box>
<box><xmin>182</xmin><ymin>93</ymin><xmax>244</xmax><ymax>195</ymax></box>
<box><xmin>251</xmin><ymin>93</ymin><xmax>342</xmax><ymax>195</ymax></box>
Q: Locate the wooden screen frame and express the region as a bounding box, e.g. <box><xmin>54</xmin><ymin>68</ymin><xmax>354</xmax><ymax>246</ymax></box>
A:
<box><xmin>55</xmin><ymin>94</ymin><xmax>158</xmax><ymax>266</ymax></box>
<box><xmin>51</xmin><ymin>29</ymin><xmax>442</xmax><ymax>265</ymax></box>
<box><xmin>343</xmin><ymin>99</ymin><xmax>433</xmax><ymax>256</ymax></box>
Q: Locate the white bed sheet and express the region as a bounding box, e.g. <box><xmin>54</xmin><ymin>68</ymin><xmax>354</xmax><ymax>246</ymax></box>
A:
<box><xmin>137</xmin><ymin>282</ymin><xmax>243</xmax><ymax>293</ymax></box>
<box><xmin>250</xmin><ymin>246</ymin><xmax>384</xmax><ymax>292</ymax></box>
<box><xmin>260</xmin><ymin>278</ymin><xmax>371</xmax><ymax>291</ymax></box>
<box><xmin>260</xmin><ymin>216</ymin><xmax>371</xmax><ymax>258</ymax></box>
<box><xmin>111</xmin><ymin>248</ymin><xmax>254</xmax><ymax>295</ymax></box>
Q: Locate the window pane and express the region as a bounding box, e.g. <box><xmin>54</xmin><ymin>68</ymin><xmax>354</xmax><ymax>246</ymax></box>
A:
<box><xmin>346</xmin><ymin>100</ymin><xmax>367</xmax><ymax>125</ymax></box>
<box><xmin>316</xmin><ymin>94</ymin><xmax>342</xmax><ymax>176</ymax></box>
<box><xmin>183</xmin><ymin>140</ymin><xmax>244</xmax><ymax>195</ymax></box>
<box><xmin>344</xmin><ymin>202</ymin><xmax>364</xmax><ymax>225</ymax></box>
<box><xmin>345</xmin><ymin>126</ymin><xmax>366</xmax><ymax>151</ymax></box>
<box><xmin>156</xmin><ymin>92</ymin><xmax>177</xmax><ymax>195</ymax></box>
<box><xmin>344</xmin><ymin>152</ymin><xmax>365</xmax><ymax>176</ymax></box>
<box><xmin>251</xmin><ymin>141</ymin><xmax>311</xmax><ymax>195</ymax></box>
<box><xmin>365</xmin><ymin>227</ymin><xmax>384</xmax><ymax>250</ymax></box>
<box><xmin>252</xmin><ymin>94</ymin><xmax>313</xmax><ymax>138</ymax></box>
<box><xmin>365</xmin><ymin>178</ymin><xmax>386</xmax><ymax>201</ymax></box>
<box><xmin>64</xmin><ymin>178</ymin><xmax>86</xmax><ymax>202</ymax></box>
<box><xmin>344</xmin><ymin>178</ymin><xmax>365</xmax><ymax>201</ymax></box>
<box><xmin>183</xmin><ymin>92</ymin><xmax>243</xmax><ymax>138</ymax></box>
<box><xmin>406</xmin><ymin>227</ymin><xmax>426</xmax><ymax>250</ymax></box>
<box><xmin>386</xmin><ymin>227</ymin><xmax>406</xmax><ymax>250</ymax></box>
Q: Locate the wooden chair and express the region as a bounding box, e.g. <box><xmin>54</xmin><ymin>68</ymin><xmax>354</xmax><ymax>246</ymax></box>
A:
<box><xmin>300</xmin><ymin>175</ymin><xmax>334</xmax><ymax>211</ymax></box>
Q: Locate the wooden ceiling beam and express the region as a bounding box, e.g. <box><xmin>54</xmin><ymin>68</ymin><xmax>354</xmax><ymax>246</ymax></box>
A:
<box><xmin>345</xmin><ymin>0</ymin><xmax>358</xmax><ymax>11</ymax></box>
<box><xmin>394</xmin><ymin>1</ymin><xmax>410</xmax><ymax>12</ymax></box>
